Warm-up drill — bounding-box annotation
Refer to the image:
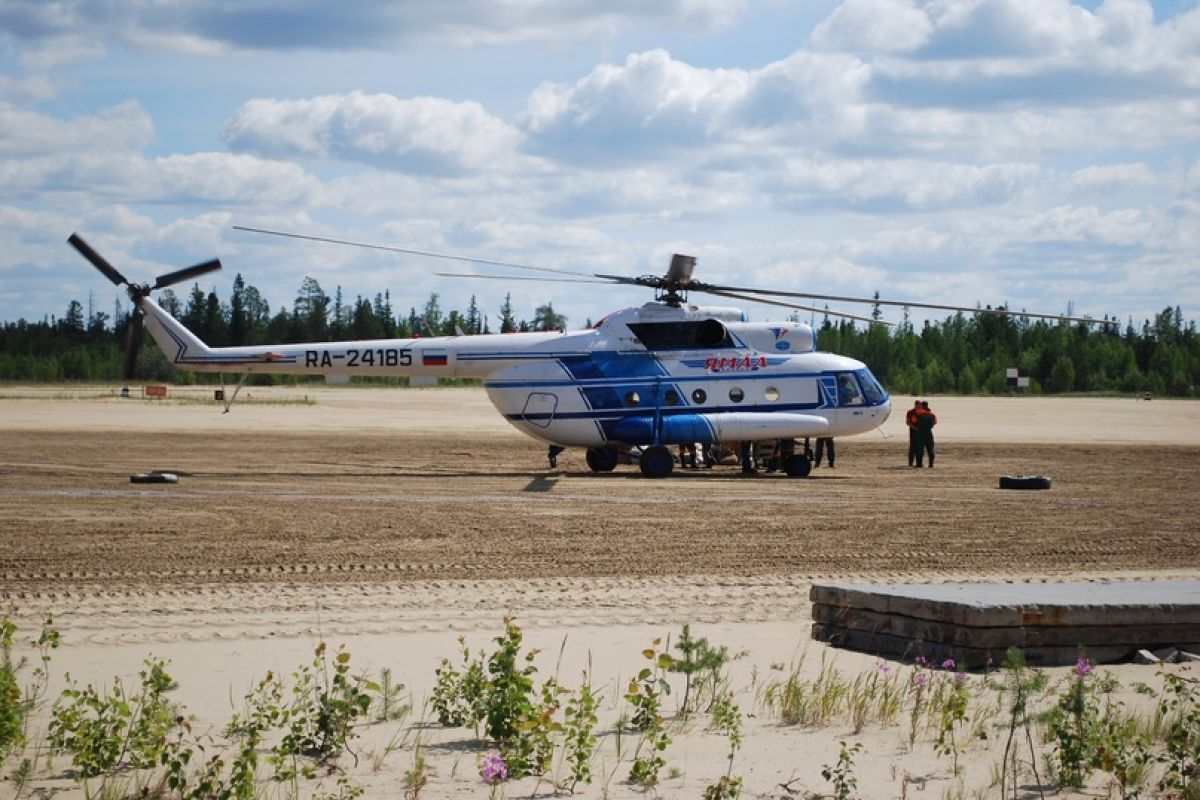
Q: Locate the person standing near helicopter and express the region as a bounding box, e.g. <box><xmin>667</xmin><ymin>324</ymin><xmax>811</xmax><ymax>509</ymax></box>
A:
<box><xmin>914</xmin><ymin>401</ymin><xmax>937</xmax><ymax>467</ymax></box>
<box><xmin>905</xmin><ymin>400</ymin><xmax>923</xmax><ymax>466</ymax></box>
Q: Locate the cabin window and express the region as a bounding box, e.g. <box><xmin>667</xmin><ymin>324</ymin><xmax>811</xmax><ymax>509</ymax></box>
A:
<box><xmin>692</xmin><ymin>388</ymin><xmax>707</xmax><ymax>404</ymax></box>
<box><xmin>664</xmin><ymin>389</ymin><xmax>680</xmax><ymax>405</ymax></box>
<box><xmin>764</xmin><ymin>386</ymin><xmax>780</xmax><ymax>402</ymax></box>
<box><xmin>624</xmin><ymin>390</ymin><xmax>641</xmax><ymax>407</ymax></box>
<box><xmin>836</xmin><ymin>373</ymin><xmax>863</xmax><ymax>406</ymax></box>
<box><xmin>729</xmin><ymin>387</ymin><xmax>744</xmax><ymax>403</ymax></box>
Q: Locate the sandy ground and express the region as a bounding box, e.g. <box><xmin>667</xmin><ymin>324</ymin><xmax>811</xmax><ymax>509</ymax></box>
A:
<box><xmin>2</xmin><ymin>385</ymin><xmax>1199</xmax><ymax>799</ymax></box>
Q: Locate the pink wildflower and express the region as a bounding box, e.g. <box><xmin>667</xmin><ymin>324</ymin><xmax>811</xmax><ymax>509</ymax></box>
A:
<box><xmin>941</xmin><ymin>657</ymin><xmax>956</xmax><ymax>670</ymax></box>
<box><xmin>1075</xmin><ymin>657</ymin><xmax>1092</xmax><ymax>677</ymax></box>
<box><xmin>481</xmin><ymin>753</ymin><xmax>508</xmax><ymax>784</ymax></box>
<box><xmin>876</xmin><ymin>659</ymin><xmax>892</xmax><ymax>675</ymax></box>
<box><xmin>954</xmin><ymin>672</ymin><xmax>967</xmax><ymax>685</ymax></box>
<box><xmin>915</xmin><ymin>672</ymin><xmax>928</xmax><ymax>688</ymax></box>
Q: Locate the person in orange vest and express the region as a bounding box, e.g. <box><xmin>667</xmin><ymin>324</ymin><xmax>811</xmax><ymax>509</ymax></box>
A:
<box><xmin>906</xmin><ymin>400</ymin><xmax>923</xmax><ymax>467</ymax></box>
<box><xmin>915</xmin><ymin>401</ymin><xmax>937</xmax><ymax>468</ymax></box>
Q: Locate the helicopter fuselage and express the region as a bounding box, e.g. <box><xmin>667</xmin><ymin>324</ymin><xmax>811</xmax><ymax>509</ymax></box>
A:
<box><xmin>137</xmin><ymin>296</ymin><xmax>891</xmax><ymax>450</ymax></box>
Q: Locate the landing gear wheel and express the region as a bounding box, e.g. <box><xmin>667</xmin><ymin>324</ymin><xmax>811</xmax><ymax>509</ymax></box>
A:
<box><xmin>784</xmin><ymin>454</ymin><xmax>812</xmax><ymax>478</ymax></box>
<box><xmin>999</xmin><ymin>475</ymin><xmax>1052</xmax><ymax>490</ymax></box>
<box><xmin>639</xmin><ymin>445</ymin><xmax>675</xmax><ymax>478</ymax></box>
<box><xmin>586</xmin><ymin>447</ymin><xmax>619</xmax><ymax>473</ymax></box>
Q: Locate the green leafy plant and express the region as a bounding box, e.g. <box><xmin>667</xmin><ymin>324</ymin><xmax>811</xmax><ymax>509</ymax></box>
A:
<box><xmin>431</xmin><ymin>636</ymin><xmax>486</xmax><ymax>729</ymax></box>
<box><xmin>1156</xmin><ymin>672</ymin><xmax>1200</xmax><ymax>799</ymax></box>
<box><xmin>429</xmin><ymin>619</ymin><xmax>572</xmax><ymax>779</ymax></box>
<box><xmin>702</xmin><ymin>691</ymin><xmax>743</xmax><ymax>800</ymax></box>
<box><xmin>0</xmin><ymin>614</ymin><xmax>59</xmax><ymax>763</ymax></box>
<box><xmin>821</xmin><ymin>740</ymin><xmax>862</xmax><ymax>800</ymax></box>
<box><xmin>1046</xmin><ymin>655</ymin><xmax>1100</xmax><ymax>788</ymax></box>
<box><xmin>268</xmin><ymin>643</ymin><xmax>373</xmax><ymax>782</ymax></box>
<box><xmin>996</xmin><ymin>648</ymin><xmax>1046</xmax><ymax>800</ymax></box>
<box><xmin>484</xmin><ymin>619</ymin><xmax>538</xmax><ymax>744</ymax></box>
<box><xmin>48</xmin><ymin>657</ymin><xmax>178</xmax><ymax>777</ymax></box>
<box><xmin>626</xmin><ymin>637</ymin><xmax>674</xmax><ymax>787</ymax></box>
<box><xmin>1093</xmin><ymin>700</ymin><xmax>1153</xmax><ymax>800</ymax></box>
<box><xmin>934</xmin><ymin>661</ymin><xmax>969</xmax><ymax>775</ymax></box>
<box><xmin>559</xmin><ymin>670</ymin><xmax>599</xmax><ymax>792</ymax></box>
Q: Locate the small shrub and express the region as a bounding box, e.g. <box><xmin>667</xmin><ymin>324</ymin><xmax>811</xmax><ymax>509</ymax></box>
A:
<box><xmin>1156</xmin><ymin>672</ymin><xmax>1200</xmax><ymax>799</ymax></box>
<box><xmin>559</xmin><ymin>671</ymin><xmax>600</xmax><ymax>791</ymax></box>
<box><xmin>0</xmin><ymin>614</ymin><xmax>59</xmax><ymax>763</ymax></box>
<box><xmin>821</xmin><ymin>741</ymin><xmax>862</xmax><ymax>800</ymax></box>
<box><xmin>1046</xmin><ymin>654</ymin><xmax>1101</xmax><ymax>788</ymax></box>
<box><xmin>669</xmin><ymin>625</ymin><xmax>739</xmax><ymax>716</ymax></box>
<box><xmin>269</xmin><ymin>643</ymin><xmax>373</xmax><ymax>781</ymax></box>
<box><xmin>373</xmin><ymin>667</ymin><xmax>411</xmax><ymax>723</ymax></box>
<box><xmin>703</xmin><ymin>691</ymin><xmax>743</xmax><ymax>799</ymax></box>
<box><xmin>431</xmin><ymin>636</ymin><xmax>486</xmax><ymax>729</ymax></box>
<box><xmin>48</xmin><ymin>657</ymin><xmax>178</xmax><ymax>777</ymax></box>
<box><xmin>626</xmin><ymin>638</ymin><xmax>674</xmax><ymax>787</ymax></box>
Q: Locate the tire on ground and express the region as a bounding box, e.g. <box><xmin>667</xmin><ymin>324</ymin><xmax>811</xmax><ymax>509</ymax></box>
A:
<box><xmin>131</xmin><ymin>472</ymin><xmax>179</xmax><ymax>484</ymax></box>
<box><xmin>998</xmin><ymin>475</ymin><xmax>1051</xmax><ymax>490</ymax></box>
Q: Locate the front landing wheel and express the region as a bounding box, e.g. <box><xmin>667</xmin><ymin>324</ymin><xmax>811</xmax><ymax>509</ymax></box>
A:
<box><xmin>585</xmin><ymin>447</ymin><xmax>619</xmax><ymax>473</ymax></box>
<box><xmin>639</xmin><ymin>445</ymin><xmax>675</xmax><ymax>478</ymax></box>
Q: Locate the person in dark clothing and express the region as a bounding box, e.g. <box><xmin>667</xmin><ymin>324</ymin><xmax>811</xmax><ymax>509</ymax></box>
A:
<box><xmin>914</xmin><ymin>401</ymin><xmax>937</xmax><ymax>467</ymax></box>
<box><xmin>739</xmin><ymin>440</ymin><xmax>756</xmax><ymax>474</ymax></box>
<box><xmin>548</xmin><ymin>444</ymin><xmax>565</xmax><ymax>468</ymax></box>
<box><xmin>905</xmin><ymin>400</ymin><xmax>922</xmax><ymax>466</ymax></box>
<box><xmin>813</xmin><ymin>436</ymin><xmax>835</xmax><ymax>468</ymax></box>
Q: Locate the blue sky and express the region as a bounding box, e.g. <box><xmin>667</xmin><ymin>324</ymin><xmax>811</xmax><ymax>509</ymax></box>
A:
<box><xmin>1</xmin><ymin>0</ymin><xmax>1197</xmax><ymax>332</ymax></box>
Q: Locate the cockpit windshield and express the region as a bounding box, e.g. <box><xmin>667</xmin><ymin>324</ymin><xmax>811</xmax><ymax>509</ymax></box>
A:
<box><xmin>855</xmin><ymin>368</ymin><xmax>888</xmax><ymax>405</ymax></box>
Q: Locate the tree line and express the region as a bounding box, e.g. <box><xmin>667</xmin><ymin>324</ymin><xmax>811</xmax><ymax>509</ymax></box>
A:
<box><xmin>0</xmin><ymin>274</ymin><xmax>1196</xmax><ymax>396</ymax></box>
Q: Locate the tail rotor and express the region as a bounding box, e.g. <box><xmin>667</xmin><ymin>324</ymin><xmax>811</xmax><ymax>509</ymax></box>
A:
<box><xmin>67</xmin><ymin>233</ymin><xmax>222</xmax><ymax>380</ymax></box>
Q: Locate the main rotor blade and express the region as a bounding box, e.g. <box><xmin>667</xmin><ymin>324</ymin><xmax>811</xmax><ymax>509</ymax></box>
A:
<box><xmin>68</xmin><ymin>233</ymin><xmax>127</xmax><ymax>286</ymax></box>
<box><xmin>151</xmin><ymin>259</ymin><xmax>222</xmax><ymax>291</ymax></box>
<box><xmin>433</xmin><ymin>272</ymin><xmax>615</xmax><ymax>285</ymax></box>
<box><xmin>704</xmin><ymin>288</ymin><xmax>892</xmax><ymax>326</ymax></box>
<box><xmin>233</xmin><ymin>225</ymin><xmax>590</xmax><ymax>278</ymax></box>
<box><xmin>123</xmin><ymin>310</ymin><xmax>144</xmax><ymax>381</ymax></box>
<box><xmin>701</xmin><ymin>282</ymin><xmax>1103</xmax><ymax>325</ymax></box>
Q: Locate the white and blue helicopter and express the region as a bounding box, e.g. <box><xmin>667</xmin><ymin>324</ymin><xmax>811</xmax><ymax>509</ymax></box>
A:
<box><xmin>68</xmin><ymin>231</ymin><xmax>1099</xmax><ymax>478</ymax></box>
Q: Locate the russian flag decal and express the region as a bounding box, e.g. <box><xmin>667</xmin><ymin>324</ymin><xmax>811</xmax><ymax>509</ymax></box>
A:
<box><xmin>422</xmin><ymin>350</ymin><xmax>448</xmax><ymax>367</ymax></box>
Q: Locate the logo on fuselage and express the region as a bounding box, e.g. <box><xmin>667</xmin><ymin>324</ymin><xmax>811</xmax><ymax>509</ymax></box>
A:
<box><xmin>704</xmin><ymin>355</ymin><xmax>769</xmax><ymax>372</ymax></box>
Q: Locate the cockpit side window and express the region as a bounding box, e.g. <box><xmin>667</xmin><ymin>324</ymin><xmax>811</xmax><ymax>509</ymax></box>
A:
<box><xmin>836</xmin><ymin>373</ymin><xmax>863</xmax><ymax>406</ymax></box>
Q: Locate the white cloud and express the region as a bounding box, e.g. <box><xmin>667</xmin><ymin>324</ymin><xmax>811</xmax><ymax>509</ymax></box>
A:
<box><xmin>763</xmin><ymin>157</ymin><xmax>1040</xmax><ymax>211</ymax></box>
<box><xmin>1068</xmin><ymin>162</ymin><xmax>1157</xmax><ymax>193</ymax></box>
<box><xmin>809</xmin><ymin>0</ymin><xmax>934</xmax><ymax>54</ymax></box>
<box><xmin>223</xmin><ymin>92</ymin><xmax>525</xmax><ymax>175</ymax></box>
<box><xmin>522</xmin><ymin>50</ymin><xmax>751</xmax><ymax>157</ymax></box>
<box><xmin>0</xmin><ymin>150</ymin><xmax>321</xmax><ymax>208</ymax></box>
<box><xmin>0</xmin><ymin>100</ymin><xmax>153</xmax><ymax>157</ymax></box>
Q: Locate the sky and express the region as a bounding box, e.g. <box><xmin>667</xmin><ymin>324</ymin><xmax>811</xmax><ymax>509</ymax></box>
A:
<box><xmin>1</xmin><ymin>0</ymin><xmax>1198</xmax><ymax>333</ymax></box>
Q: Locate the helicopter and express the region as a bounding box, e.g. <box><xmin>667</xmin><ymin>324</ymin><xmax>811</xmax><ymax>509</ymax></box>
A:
<box><xmin>67</xmin><ymin>230</ymin><xmax>1105</xmax><ymax>478</ymax></box>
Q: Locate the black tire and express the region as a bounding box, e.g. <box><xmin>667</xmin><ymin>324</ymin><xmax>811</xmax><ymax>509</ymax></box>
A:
<box><xmin>131</xmin><ymin>472</ymin><xmax>178</xmax><ymax>484</ymax></box>
<box><xmin>639</xmin><ymin>445</ymin><xmax>675</xmax><ymax>478</ymax></box>
<box><xmin>784</xmin><ymin>454</ymin><xmax>812</xmax><ymax>478</ymax></box>
<box><xmin>999</xmin><ymin>475</ymin><xmax>1051</xmax><ymax>490</ymax></box>
<box><xmin>585</xmin><ymin>447</ymin><xmax>619</xmax><ymax>473</ymax></box>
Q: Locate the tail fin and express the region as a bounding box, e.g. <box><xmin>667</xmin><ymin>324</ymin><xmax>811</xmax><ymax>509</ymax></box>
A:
<box><xmin>137</xmin><ymin>296</ymin><xmax>217</xmax><ymax>369</ymax></box>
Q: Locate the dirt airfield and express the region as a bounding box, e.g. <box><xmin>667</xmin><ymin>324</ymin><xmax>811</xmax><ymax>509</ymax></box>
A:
<box><xmin>2</xmin><ymin>385</ymin><xmax>1199</xmax><ymax>593</ymax></box>
<box><xmin>3</xmin><ymin>385</ymin><xmax>1200</xmax><ymax>800</ymax></box>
